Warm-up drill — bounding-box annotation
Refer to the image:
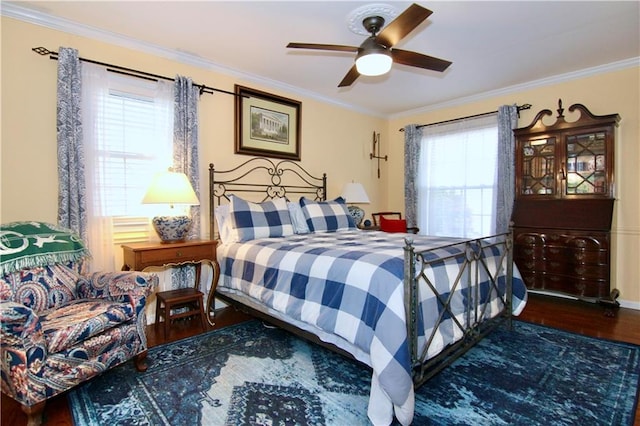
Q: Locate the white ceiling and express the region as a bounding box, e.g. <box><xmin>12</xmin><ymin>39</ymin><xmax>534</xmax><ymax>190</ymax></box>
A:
<box><xmin>4</xmin><ymin>1</ymin><xmax>640</xmax><ymax>117</ymax></box>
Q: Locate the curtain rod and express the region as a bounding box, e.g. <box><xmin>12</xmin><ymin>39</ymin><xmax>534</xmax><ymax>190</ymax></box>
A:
<box><xmin>32</xmin><ymin>46</ymin><xmax>243</xmax><ymax>98</ymax></box>
<box><xmin>398</xmin><ymin>103</ymin><xmax>532</xmax><ymax>132</ymax></box>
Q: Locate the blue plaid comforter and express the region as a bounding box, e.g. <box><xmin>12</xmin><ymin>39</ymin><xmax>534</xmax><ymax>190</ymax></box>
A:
<box><xmin>217</xmin><ymin>230</ymin><xmax>527</xmax><ymax>425</ymax></box>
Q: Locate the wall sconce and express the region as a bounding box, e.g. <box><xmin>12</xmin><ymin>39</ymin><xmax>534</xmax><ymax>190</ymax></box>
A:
<box><xmin>142</xmin><ymin>170</ymin><xmax>200</xmax><ymax>243</ymax></box>
<box><xmin>369</xmin><ymin>131</ymin><xmax>387</xmax><ymax>178</ymax></box>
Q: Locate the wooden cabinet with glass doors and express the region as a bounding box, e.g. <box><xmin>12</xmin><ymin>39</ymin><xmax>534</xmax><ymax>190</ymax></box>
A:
<box><xmin>511</xmin><ymin>100</ymin><xmax>620</xmax><ymax>307</ymax></box>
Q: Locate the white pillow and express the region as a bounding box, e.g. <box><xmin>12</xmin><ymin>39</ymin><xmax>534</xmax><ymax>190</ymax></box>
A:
<box><xmin>215</xmin><ymin>204</ymin><xmax>232</xmax><ymax>243</ymax></box>
<box><xmin>287</xmin><ymin>201</ymin><xmax>311</xmax><ymax>234</ymax></box>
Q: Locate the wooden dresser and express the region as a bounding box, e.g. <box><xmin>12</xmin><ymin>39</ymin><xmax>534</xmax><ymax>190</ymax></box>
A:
<box><xmin>511</xmin><ymin>100</ymin><xmax>620</xmax><ymax>305</ymax></box>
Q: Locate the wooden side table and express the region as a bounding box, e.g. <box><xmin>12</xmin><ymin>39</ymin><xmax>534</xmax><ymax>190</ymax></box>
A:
<box><xmin>121</xmin><ymin>239</ymin><xmax>219</xmax><ymax>327</ymax></box>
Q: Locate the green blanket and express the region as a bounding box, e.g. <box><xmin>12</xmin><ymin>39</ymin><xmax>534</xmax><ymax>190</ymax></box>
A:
<box><xmin>0</xmin><ymin>222</ymin><xmax>90</xmax><ymax>275</ymax></box>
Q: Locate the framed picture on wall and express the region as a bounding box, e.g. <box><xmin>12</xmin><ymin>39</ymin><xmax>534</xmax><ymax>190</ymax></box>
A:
<box><xmin>234</xmin><ymin>85</ymin><xmax>301</xmax><ymax>161</ymax></box>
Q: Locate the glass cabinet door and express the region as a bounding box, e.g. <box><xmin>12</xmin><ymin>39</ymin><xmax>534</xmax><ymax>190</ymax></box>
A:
<box><xmin>565</xmin><ymin>132</ymin><xmax>607</xmax><ymax>195</ymax></box>
<box><xmin>521</xmin><ymin>137</ymin><xmax>556</xmax><ymax>196</ymax></box>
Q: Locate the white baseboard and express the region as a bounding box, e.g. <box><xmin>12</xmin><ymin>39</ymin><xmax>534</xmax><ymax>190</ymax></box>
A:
<box><xmin>619</xmin><ymin>299</ymin><xmax>640</xmax><ymax>310</ymax></box>
<box><xmin>527</xmin><ymin>289</ymin><xmax>639</xmax><ymax>311</ymax></box>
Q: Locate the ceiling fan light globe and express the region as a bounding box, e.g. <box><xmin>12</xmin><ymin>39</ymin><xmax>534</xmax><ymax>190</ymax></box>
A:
<box><xmin>355</xmin><ymin>52</ymin><xmax>392</xmax><ymax>76</ymax></box>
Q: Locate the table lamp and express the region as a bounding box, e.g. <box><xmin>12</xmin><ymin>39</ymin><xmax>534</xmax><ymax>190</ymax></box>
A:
<box><xmin>142</xmin><ymin>170</ymin><xmax>200</xmax><ymax>243</ymax></box>
<box><xmin>341</xmin><ymin>182</ymin><xmax>370</xmax><ymax>227</ymax></box>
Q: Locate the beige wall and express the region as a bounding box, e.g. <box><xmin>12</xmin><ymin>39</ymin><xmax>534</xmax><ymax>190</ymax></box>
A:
<box><xmin>2</xmin><ymin>17</ymin><xmax>638</xmax><ymax>307</ymax></box>
<box><xmin>1</xmin><ymin>17</ymin><xmax>386</xmax><ymax>229</ymax></box>
<box><xmin>387</xmin><ymin>67</ymin><xmax>640</xmax><ymax>307</ymax></box>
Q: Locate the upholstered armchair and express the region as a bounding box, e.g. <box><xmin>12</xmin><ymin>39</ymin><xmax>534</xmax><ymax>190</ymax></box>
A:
<box><xmin>0</xmin><ymin>222</ymin><xmax>158</xmax><ymax>425</ymax></box>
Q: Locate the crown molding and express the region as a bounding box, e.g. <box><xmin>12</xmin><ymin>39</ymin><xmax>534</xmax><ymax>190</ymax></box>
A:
<box><xmin>390</xmin><ymin>57</ymin><xmax>640</xmax><ymax>120</ymax></box>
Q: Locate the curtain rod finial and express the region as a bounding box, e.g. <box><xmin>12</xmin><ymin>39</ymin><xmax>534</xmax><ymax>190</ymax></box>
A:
<box><xmin>32</xmin><ymin>46</ymin><xmax>54</xmax><ymax>56</ymax></box>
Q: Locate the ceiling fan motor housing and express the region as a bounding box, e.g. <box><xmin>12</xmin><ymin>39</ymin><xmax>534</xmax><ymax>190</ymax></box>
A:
<box><xmin>363</xmin><ymin>16</ymin><xmax>386</xmax><ymax>36</ymax></box>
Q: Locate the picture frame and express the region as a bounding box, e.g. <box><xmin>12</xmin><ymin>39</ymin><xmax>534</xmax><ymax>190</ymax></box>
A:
<box><xmin>235</xmin><ymin>85</ymin><xmax>301</xmax><ymax>161</ymax></box>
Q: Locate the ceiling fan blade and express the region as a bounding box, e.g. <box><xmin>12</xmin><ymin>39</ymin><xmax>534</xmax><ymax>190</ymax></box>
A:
<box><xmin>338</xmin><ymin>65</ymin><xmax>360</xmax><ymax>87</ymax></box>
<box><xmin>287</xmin><ymin>42</ymin><xmax>358</xmax><ymax>53</ymax></box>
<box><xmin>392</xmin><ymin>49</ymin><xmax>452</xmax><ymax>72</ymax></box>
<box><xmin>376</xmin><ymin>3</ymin><xmax>433</xmax><ymax>48</ymax></box>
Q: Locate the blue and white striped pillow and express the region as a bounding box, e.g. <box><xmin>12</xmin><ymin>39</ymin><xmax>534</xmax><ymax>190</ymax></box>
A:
<box><xmin>228</xmin><ymin>196</ymin><xmax>294</xmax><ymax>242</ymax></box>
<box><xmin>299</xmin><ymin>197</ymin><xmax>355</xmax><ymax>232</ymax></box>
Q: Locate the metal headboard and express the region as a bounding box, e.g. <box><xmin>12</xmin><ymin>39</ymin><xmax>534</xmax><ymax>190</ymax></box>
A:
<box><xmin>209</xmin><ymin>157</ymin><xmax>327</xmax><ymax>239</ymax></box>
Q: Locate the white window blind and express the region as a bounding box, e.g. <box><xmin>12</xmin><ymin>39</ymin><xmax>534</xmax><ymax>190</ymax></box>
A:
<box><xmin>418</xmin><ymin>115</ymin><xmax>498</xmax><ymax>238</ymax></box>
<box><xmin>99</xmin><ymin>89</ymin><xmax>172</xmax><ymax>218</ymax></box>
<box><xmin>83</xmin><ymin>65</ymin><xmax>173</xmax><ymax>246</ymax></box>
<box><xmin>111</xmin><ymin>216</ymin><xmax>152</xmax><ymax>244</ymax></box>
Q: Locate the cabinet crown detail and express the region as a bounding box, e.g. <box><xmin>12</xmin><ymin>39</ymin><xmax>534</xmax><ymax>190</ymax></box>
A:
<box><xmin>517</xmin><ymin>99</ymin><xmax>620</xmax><ymax>134</ymax></box>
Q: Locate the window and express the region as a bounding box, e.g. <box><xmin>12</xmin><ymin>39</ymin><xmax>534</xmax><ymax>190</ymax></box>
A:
<box><xmin>83</xmin><ymin>63</ymin><xmax>174</xmax><ymax>246</ymax></box>
<box><xmin>417</xmin><ymin>115</ymin><xmax>498</xmax><ymax>238</ymax></box>
<box><xmin>99</xmin><ymin>89</ymin><xmax>173</xmax><ymax>217</ymax></box>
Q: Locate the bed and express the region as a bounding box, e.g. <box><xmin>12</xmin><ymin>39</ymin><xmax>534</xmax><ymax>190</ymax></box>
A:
<box><xmin>207</xmin><ymin>157</ymin><xmax>528</xmax><ymax>425</ymax></box>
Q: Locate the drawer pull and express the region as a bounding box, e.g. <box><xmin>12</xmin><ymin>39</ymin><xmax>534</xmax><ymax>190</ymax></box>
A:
<box><xmin>176</xmin><ymin>251</ymin><xmax>183</xmax><ymax>257</ymax></box>
<box><xmin>549</xmin><ymin>248</ymin><xmax>560</xmax><ymax>254</ymax></box>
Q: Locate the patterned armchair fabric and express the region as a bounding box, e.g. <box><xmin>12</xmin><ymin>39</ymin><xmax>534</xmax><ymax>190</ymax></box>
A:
<box><xmin>0</xmin><ymin>222</ymin><xmax>158</xmax><ymax>421</ymax></box>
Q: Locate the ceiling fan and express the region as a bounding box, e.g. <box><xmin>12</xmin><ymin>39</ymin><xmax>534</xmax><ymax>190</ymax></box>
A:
<box><xmin>286</xmin><ymin>3</ymin><xmax>452</xmax><ymax>87</ymax></box>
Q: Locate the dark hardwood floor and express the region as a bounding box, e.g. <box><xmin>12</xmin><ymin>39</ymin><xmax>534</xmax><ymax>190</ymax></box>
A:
<box><xmin>2</xmin><ymin>293</ymin><xmax>639</xmax><ymax>425</ymax></box>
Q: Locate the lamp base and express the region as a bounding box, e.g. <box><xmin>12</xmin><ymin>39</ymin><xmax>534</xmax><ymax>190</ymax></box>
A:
<box><xmin>347</xmin><ymin>205</ymin><xmax>365</xmax><ymax>227</ymax></box>
<box><xmin>151</xmin><ymin>215</ymin><xmax>193</xmax><ymax>243</ymax></box>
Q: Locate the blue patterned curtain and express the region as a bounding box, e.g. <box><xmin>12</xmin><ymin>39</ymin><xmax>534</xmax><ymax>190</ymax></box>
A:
<box><xmin>496</xmin><ymin>105</ymin><xmax>519</xmax><ymax>233</ymax></box>
<box><xmin>173</xmin><ymin>75</ymin><xmax>201</xmax><ymax>239</ymax></box>
<box><xmin>56</xmin><ymin>47</ymin><xmax>87</xmax><ymax>241</ymax></box>
<box><xmin>403</xmin><ymin>124</ymin><xmax>423</xmax><ymax>230</ymax></box>
<box><xmin>171</xmin><ymin>76</ymin><xmax>201</xmax><ymax>290</ymax></box>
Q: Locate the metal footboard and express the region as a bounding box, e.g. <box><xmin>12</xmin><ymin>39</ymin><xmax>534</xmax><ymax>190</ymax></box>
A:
<box><xmin>404</xmin><ymin>231</ymin><xmax>514</xmax><ymax>388</ymax></box>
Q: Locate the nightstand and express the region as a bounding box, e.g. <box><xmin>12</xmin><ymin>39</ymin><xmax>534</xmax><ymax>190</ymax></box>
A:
<box><xmin>121</xmin><ymin>239</ymin><xmax>219</xmax><ymax>328</ymax></box>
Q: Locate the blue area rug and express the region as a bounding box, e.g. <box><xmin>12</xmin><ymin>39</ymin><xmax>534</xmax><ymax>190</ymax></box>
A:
<box><xmin>69</xmin><ymin>320</ymin><xmax>639</xmax><ymax>425</ymax></box>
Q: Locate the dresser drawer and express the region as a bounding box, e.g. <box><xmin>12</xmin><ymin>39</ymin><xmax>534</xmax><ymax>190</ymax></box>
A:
<box><xmin>544</xmin><ymin>244</ymin><xmax>567</xmax><ymax>258</ymax></box>
<box><xmin>514</xmin><ymin>232</ymin><xmax>546</xmax><ymax>247</ymax></box>
<box><xmin>568</xmin><ymin>248</ymin><xmax>608</xmax><ymax>264</ymax></box>
<box><xmin>544</xmin><ymin>260</ymin><xmax>568</xmax><ymax>274</ymax></box>
<box><xmin>514</xmin><ymin>257</ymin><xmax>537</xmax><ymax>272</ymax></box>
<box><xmin>530</xmin><ymin>273</ymin><xmax>609</xmax><ymax>299</ymax></box>
<box><xmin>139</xmin><ymin>244</ymin><xmax>215</xmax><ymax>265</ymax></box>
<box><xmin>519</xmin><ymin>270</ymin><xmax>543</xmax><ymax>290</ymax></box>
<box><xmin>565</xmin><ymin>234</ymin><xmax>609</xmax><ymax>250</ymax></box>
<box><xmin>514</xmin><ymin>245</ymin><xmax>545</xmax><ymax>259</ymax></box>
<box><xmin>568</xmin><ymin>263</ymin><xmax>609</xmax><ymax>279</ymax></box>
<box><xmin>569</xmin><ymin>277</ymin><xmax>610</xmax><ymax>299</ymax></box>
